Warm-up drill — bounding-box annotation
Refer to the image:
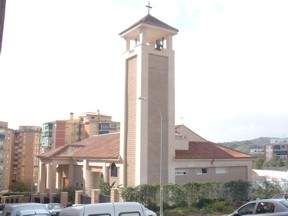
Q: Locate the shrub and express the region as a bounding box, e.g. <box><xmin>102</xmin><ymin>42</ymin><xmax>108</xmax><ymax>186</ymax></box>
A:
<box><xmin>164</xmin><ymin>184</ymin><xmax>186</xmax><ymax>207</ymax></box>
<box><xmin>121</xmin><ymin>185</ymin><xmax>158</xmax><ymax>211</ymax></box>
<box><xmin>196</xmin><ymin>198</ymin><xmax>213</xmax><ymax>209</ymax></box>
<box><xmin>121</xmin><ymin>187</ymin><xmax>137</xmax><ymax>202</ymax></box>
<box><xmin>10</xmin><ymin>181</ymin><xmax>31</xmax><ymax>192</ymax></box>
<box><xmin>137</xmin><ymin>185</ymin><xmax>158</xmax><ymax>209</ymax></box>
<box><xmin>251</xmin><ymin>181</ymin><xmax>282</xmax><ymax>199</ymax></box>
<box><xmin>224</xmin><ymin>180</ymin><xmax>251</xmax><ymax>201</ymax></box>
<box><xmin>212</xmin><ymin>200</ymin><xmax>234</xmax><ymax>213</ymax></box>
<box><xmin>120</xmin><ymin>180</ymin><xmax>254</xmax><ymax>213</ymax></box>
<box><xmin>183</xmin><ymin>182</ymin><xmax>201</xmax><ymax>206</ymax></box>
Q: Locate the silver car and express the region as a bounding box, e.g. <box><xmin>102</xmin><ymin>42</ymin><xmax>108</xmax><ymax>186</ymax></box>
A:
<box><xmin>45</xmin><ymin>203</ymin><xmax>62</xmax><ymax>216</ymax></box>
<box><xmin>3</xmin><ymin>203</ymin><xmax>50</xmax><ymax>216</ymax></box>
<box><xmin>229</xmin><ymin>199</ymin><xmax>288</xmax><ymax>216</ymax></box>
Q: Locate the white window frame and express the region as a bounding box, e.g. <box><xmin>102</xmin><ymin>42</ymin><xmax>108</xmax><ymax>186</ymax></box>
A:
<box><xmin>175</xmin><ymin>169</ymin><xmax>187</xmax><ymax>176</ymax></box>
<box><xmin>215</xmin><ymin>167</ymin><xmax>228</xmax><ymax>174</ymax></box>
<box><xmin>196</xmin><ymin>168</ymin><xmax>208</xmax><ymax>175</ymax></box>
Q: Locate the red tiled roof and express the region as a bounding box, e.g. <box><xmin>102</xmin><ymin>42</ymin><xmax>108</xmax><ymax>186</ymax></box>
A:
<box><xmin>38</xmin><ymin>144</ymin><xmax>73</xmax><ymax>158</ymax></box>
<box><xmin>40</xmin><ymin>127</ymin><xmax>251</xmax><ymax>161</ymax></box>
<box><xmin>73</xmin><ymin>133</ymin><xmax>120</xmax><ymax>159</ymax></box>
<box><xmin>175</xmin><ymin>141</ymin><xmax>252</xmax><ymax>160</ymax></box>
<box><xmin>39</xmin><ymin>133</ymin><xmax>120</xmax><ymax>160</ymax></box>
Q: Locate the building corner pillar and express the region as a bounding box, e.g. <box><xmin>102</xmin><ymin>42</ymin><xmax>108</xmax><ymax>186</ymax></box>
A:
<box><xmin>47</xmin><ymin>161</ymin><xmax>56</xmax><ymax>193</ymax></box>
<box><xmin>83</xmin><ymin>160</ymin><xmax>92</xmax><ymax>195</ymax></box>
<box><xmin>68</xmin><ymin>163</ymin><xmax>74</xmax><ymax>187</ymax></box>
<box><xmin>37</xmin><ymin>160</ymin><xmax>45</xmax><ymax>193</ymax></box>
<box><xmin>102</xmin><ymin>164</ymin><xmax>108</xmax><ymax>183</ymax></box>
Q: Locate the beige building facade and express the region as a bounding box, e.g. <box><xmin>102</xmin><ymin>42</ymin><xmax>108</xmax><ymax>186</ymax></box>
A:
<box><xmin>174</xmin><ymin>125</ymin><xmax>253</xmax><ymax>184</ymax></box>
<box><xmin>120</xmin><ymin>14</ymin><xmax>178</xmax><ymax>187</ymax></box>
<box><xmin>12</xmin><ymin>126</ymin><xmax>41</xmax><ymax>189</ymax></box>
<box><xmin>0</xmin><ymin>121</ymin><xmax>14</xmax><ymax>191</ymax></box>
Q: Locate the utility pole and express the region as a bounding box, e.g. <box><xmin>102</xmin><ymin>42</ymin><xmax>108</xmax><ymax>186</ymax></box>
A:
<box><xmin>0</xmin><ymin>0</ymin><xmax>6</xmax><ymax>53</ymax></box>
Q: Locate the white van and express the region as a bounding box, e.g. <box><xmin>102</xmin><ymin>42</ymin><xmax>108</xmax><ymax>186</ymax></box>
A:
<box><xmin>60</xmin><ymin>202</ymin><xmax>156</xmax><ymax>216</ymax></box>
<box><xmin>3</xmin><ymin>203</ymin><xmax>50</xmax><ymax>216</ymax></box>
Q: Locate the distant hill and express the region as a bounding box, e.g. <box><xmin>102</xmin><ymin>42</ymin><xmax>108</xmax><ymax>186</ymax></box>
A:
<box><xmin>219</xmin><ymin>137</ymin><xmax>276</xmax><ymax>153</ymax></box>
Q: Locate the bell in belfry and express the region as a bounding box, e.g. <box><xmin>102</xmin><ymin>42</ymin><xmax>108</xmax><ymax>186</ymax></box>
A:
<box><xmin>155</xmin><ymin>38</ymin><xmax>164</xmax><ymax>50</ymax></box>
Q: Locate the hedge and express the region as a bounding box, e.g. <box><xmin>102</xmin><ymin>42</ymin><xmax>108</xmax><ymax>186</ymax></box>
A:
<box><xmin>120</xmin><ymin>180</ymin><xmax>283</xmax><ymax>210</ymax></box>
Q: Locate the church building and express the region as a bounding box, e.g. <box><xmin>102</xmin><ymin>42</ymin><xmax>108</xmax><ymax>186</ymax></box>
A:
<box><xmin>37</xmin><ymin>12</ymin><xmax>253</xmax><ymax>194</ymax></box>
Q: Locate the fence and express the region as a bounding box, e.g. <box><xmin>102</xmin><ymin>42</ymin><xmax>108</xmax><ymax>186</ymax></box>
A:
<box><xmin>0</xmin><ymin>192</ymin><xmax>66</xmax><ymax>206</ymax></box>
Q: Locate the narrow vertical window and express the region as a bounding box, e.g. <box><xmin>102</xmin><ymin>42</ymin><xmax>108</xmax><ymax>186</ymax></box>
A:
<box><xmin>111</xmin><ymin>162</ymin><xmax>117</xmax><ymax>177</ymax></box>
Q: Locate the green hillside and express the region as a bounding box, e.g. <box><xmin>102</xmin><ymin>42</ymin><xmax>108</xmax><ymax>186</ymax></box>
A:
<box><xmin>219</xmin><ymin>137</ymin><xmax>273</xmax><ymax>153</ymax></box>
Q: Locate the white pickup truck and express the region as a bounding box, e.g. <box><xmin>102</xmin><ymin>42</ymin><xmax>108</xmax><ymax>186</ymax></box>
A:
<box><xmin>60</xmin><ymin>202</ymin><xmax>156</xmax><ymax>216</ymax></box>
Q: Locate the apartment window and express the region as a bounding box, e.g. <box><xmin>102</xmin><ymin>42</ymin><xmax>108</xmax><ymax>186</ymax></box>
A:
<box><xmin>215</xmin><ymin>168</ymin><xmax>227</xmax><ymax>174</ymax></box>
<box><xmin>197</xmin><ymin>168</ymin><xmax>208</xmax><ymax>175</ymax></box>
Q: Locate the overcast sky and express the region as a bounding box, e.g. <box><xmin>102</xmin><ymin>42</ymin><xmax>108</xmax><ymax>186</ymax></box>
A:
<box><xmin>1</xmin><ymin>0</ymin><xmax>288</xmax><ymax>142</ymax></box>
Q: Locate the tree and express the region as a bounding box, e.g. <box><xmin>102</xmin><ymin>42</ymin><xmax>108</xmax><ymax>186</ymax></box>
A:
<box><xmin>10</xmin><ymin>181</ymin><xmax>30</xmax><ymax>192</ymax></box>
<box><xmin>251</xmin><ymin>181</ymin><xmax>282</xmax><ymax>199</ymax></box>
<box><xmin>253</xmin><ymin>157</ymin><xmax>265</xmax><ymax>169</ymax></box>
<box><xmin>264</xmin><ymin>156</ymin><xmax>286</xmax><ymax>169</ymax></box>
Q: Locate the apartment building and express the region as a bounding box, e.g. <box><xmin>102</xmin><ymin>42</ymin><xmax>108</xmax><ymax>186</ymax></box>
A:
<box><xmin>11</xmin><ymin>126</ymin><xmax>41</xmax><ymax>190</ymax></box>
<box><xmin>81</xmin><ymin>112</ymin><xmax>120</xmax><ymax>136</ymax></box>
<box><xmin>40</xmin><ymin>112</ymin><xmax>120</xmax><ymax>152</ymax></box>
<box><xmin>264</xmin><ymin>138</ymin><xmax>288</xmax><ymax>161</ymax></box>
<box><xmin>0</xmin><ymin>121</ymin><xmax>14</xmax><ymax>192</ymax></box>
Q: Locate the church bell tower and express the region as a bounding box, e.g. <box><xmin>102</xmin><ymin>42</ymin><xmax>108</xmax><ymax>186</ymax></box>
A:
<box><xmin>119</xmin><ymin>11</ymin><xmax>178</xmax><ymax>187</ymax></box>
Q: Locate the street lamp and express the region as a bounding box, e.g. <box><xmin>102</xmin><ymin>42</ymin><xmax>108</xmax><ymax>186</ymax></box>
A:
<box><xmin>138</xmin><ymin>97</ymin><xmax>164</xmax><ymax>216</ymax></box>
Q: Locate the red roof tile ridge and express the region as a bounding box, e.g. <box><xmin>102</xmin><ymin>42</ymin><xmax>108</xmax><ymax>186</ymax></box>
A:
<box><xmin>175</xmin><ymin>140</ymin><xmax>253</xmax><ymax>160</ymax></box>
<box><xmin>216</xmin><ymin>144</ymin><xmax>253</xmax><ymax>158</ymax></box>
<box><xmin>191</xmin><ymin>141</ymin><xmax>252</xmax><ymax>158</ymax></box>
<box><xmin>38</xmin><ymin>144</ymin><xmax>69</xmax><ymax>158</ymax></box>
<box><xmin>191</xmin><ymin>141</ymin><xmax>232</xmax><ymax>158</ymax></box>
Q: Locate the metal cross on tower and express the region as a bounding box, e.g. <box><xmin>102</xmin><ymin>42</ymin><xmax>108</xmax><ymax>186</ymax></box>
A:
<box><xmin>145</xmin><ymin>1</ymin><xmax>152</xmax><ymax>14</ymax></box>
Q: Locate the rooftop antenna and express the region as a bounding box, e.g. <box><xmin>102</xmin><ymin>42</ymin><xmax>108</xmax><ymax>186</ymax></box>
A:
<box><xmin>145</xmin><ymin>1</ymin><xmax>152</xmax><ymax>14</ymax></box>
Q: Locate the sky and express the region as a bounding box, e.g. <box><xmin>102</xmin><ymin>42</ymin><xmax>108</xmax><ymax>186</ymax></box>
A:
<box><xmin>1</xmin><ymin>0</ymin><xmax>288</xmax><ymax>142</ymax></box>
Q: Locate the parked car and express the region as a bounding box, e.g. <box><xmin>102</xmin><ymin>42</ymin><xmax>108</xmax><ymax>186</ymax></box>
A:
<box><xmin>60</xmin><ymin>202</ymin><xmax>156</xmax><ymax>216</ymax></box>
<box><xmin>228</xmin><ymin>199</ymin><xmax>288</xmax><ymax>216</ymax></box>
<box><xmin>45</xmin><ymin>203</ymin><xmax>63</xmax><ymax>216</ymax></box>
<box><xmin>0</xmin><ymin>204</ymin><xmax>5</xmax><ymax>216</ymax></box>
<box><xmin>143</xmin><ymin>206</ymin><xmax>156</xmax><ymax>216</ymax></box>
<box><xmin>3</xmin><ymin>203</ymin><xmax>50</xmax><ymax>216</ymax></box>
